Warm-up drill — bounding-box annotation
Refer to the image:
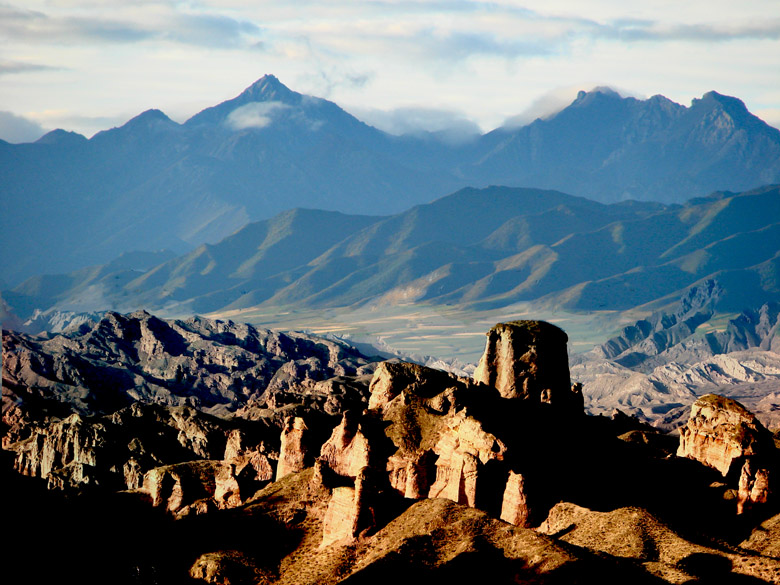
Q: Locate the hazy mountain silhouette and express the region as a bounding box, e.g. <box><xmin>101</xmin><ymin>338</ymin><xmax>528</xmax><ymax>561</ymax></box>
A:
<box><xmin>2</xmin><ymin>76</ymin><xmax>779</xmax><ymax>286</ymax></box>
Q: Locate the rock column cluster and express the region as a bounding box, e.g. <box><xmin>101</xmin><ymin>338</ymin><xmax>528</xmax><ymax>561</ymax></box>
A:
<box><xmin>299</xmin><ymin>320</ymin><xmax>582</xmax><ymax>546</ymax></box>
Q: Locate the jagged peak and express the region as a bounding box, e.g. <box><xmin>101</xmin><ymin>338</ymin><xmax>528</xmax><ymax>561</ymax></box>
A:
<box><xmin>572</xmin><ymin>86</ymin><xmax>622</xmax><ymax>105</ymax></box>
<box><xmin>238</xmin><ymin>74</ymin><xmax>301</xmax><ymax>105</ymax></box>
<box><xmin>691</xmin><ymin>91</ymin><xmax>750</xmax><ymax>118</ymax></box>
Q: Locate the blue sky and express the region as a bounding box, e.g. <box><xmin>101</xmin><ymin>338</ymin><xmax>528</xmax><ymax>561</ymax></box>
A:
<box><xmin>1</xmin><ymin>0</ymin><xmax>779</xmax><ymax>141</ymax></box>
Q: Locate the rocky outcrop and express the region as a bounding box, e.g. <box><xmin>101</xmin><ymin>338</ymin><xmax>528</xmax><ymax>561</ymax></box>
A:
<box><xmin>738</xmin><ymin>459</ymin><xmax>771</xmax><ymax>514</ymax></box>
<box><xmin>427</xmin><ymin>410</ymin><xmax>507</xmax><ymax>507</ymax></box>
<box><xmin>314</xmin><ymin>412</ymin><xmax>388</xmax><ymax>545</ymax></box>
<box><xmin>500</xmin><ymin>471</ymin><xmax>531</xmax><ymax>527</ymax></box>
<box><xmin>677</xmin><ymin>394</ymin><xmax>777</xmax><ymax>514</ymax></box>
<box><xmin>319</xmin><ymin>411</ymin><xmax>373</xmax><ymax>479</ymax></box>
<box><xmin>368</xmin><ymin>361</ymin><xmax>460</xmax><ymax>411</ymax></box>
<box><xmin>143</xmin><ymin>461</ymin><xmax>220</xmax><ymax>516</ymax></box>
<box><xmin>474</xmin><ymin>320</ymin><xmax>577</xmax><ymax>411</ymax></box>
<box><xmin>386</xmin><ymin>451</ymin><xmax>434</xmax><ymax>499</ymax></box>
<box><xmin>142</xmin><ymin>449</ymin><xmax>275</xmax><ymax>516</ymax></box>
<box><xmin>320</xmin><ymin>467</ymin><xmax>381</xmax><ymax>547</ymax></box>
<box><xmin>677</xmin><ymin>394</ymin><xmax>774</xmax><ymax>476</ymax></box>
<box><xmin>11</xmin><ymin>413</ymin><xmax>106</xmax><ymax>485</ymax></box>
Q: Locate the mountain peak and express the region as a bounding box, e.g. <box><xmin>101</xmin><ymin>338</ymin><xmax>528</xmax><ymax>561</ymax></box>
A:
<box><xmin>239</xmin><ymin>74</ymin><xmax>300</xmax><ymax>105</ymax></box>
<box><xmin>141</xmin><ymin>108</ymin><xmax>172</xmax><ymax>120</ymax></box>
<box><xmin>249</xmin><ymin>74</ymin><xmax>282</xmax><ymax>90</ymax></box>
<box><xmin>573</xmin><ymin>87</ymin><xmax>622</xmax><ymax>105</ymax></box>
<box><xmin>693</xmin><ymin>91</ymin><xmax>749</xmax><ymax>115</ymax></box>
<box><xmin>89</xmin><ymin>109</ymin><xmax>178</xmax><ymax>142</ymax></box>
<box><xmin>35</xmin><ymin>129</ymin><xmax>88</xmax><ymax>146</ymax></box>
<box><xmin>117</xmin><ymin>109</ymin><xmax>178</xmax><ymax>128</ymax></box>
<box><xmin>185</xmin><ymin>75</ymin><xmax>303</xmax><ymax>127</ymax></box>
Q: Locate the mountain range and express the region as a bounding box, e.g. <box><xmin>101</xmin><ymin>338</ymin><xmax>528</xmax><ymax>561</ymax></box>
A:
<box><xmin>2</xmin><ymin>75</ymin><xmax>780</xmax><ymax>285</ymax></box>
<box><xmin>6</xmin><ymin>184</ymin><xmax>779</xmax><ymax>327</ymax></box>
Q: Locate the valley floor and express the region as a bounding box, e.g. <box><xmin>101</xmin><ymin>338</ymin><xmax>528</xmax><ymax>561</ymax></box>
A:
<box><xmin>204</xmin><ymin>300</ymin><xmax>631</xmax><ymax>364</ymax></box>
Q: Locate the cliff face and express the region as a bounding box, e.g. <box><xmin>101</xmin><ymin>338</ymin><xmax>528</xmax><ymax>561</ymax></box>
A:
<box><xmin>6</xmin><ymin>401</ymin><xmax>276</xmax><ymax>494</ymax></box>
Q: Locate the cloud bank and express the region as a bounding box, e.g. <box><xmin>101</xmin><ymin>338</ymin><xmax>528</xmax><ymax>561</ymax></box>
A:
<box><xmin>226</xmin><ymin>102</ymin><xmax>291</xmax><ymax>130</ymax></box>
<box><xmin>0</xmin><ymin>111</ymin><xmax>48</xmax><ymax>143</ymax></box>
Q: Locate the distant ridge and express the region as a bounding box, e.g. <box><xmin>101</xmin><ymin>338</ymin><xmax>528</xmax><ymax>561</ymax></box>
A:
<box><xmin>6</xmin><ymin>185</ymin><xmax>779</xmax><ymax>326</ymax></box>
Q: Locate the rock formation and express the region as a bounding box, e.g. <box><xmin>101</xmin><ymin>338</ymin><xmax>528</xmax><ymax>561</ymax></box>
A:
<box><xmin>276</xmin><ymin>417</ymin><xmax>310</xmax><ymax>480</ymax></box>
<box><xmin>738</xmin><ymin>459</ymin><xmax>771</xmax><ymax>514</ymax></box>
<box><xmin>304</xmin><ymin>320</ymin><xmax>583</xmax><ymax>547</ymax></box>
<box><xmin>11</xmin><ymin>413</ymin><xmax>107</xmax><ymax>488</ymax></box>
<box><xmin>319</xmin><ymin>411</ymin><xmax>373</xmax><ymax>479</ymax></box>
<box><xmin>677</xmin><ymin>393</ymin><xmax>776</xmax><ymax>514</ymax></box>
<box><xmin>677</xmin><ymin>394</ymin><xmax>775</xmax><ymax>476</ymax></box>
<box><xmin>6</xmin><ymin>401</ymin><xmax>276</xmax><ymax>498</ymax></box>
<box><xmin>500</xmin><ymin>471</ymin><xmax>531</xmax><ymax>527</ymax></box>
<box><xmin>474</xmin><ymin>320</ymin><xmax>578</xmax><ymax>412</ymax></box>
<box><xmin>8</xmin><ymin>310</ymin><xmax>780</xmax><ymax>584</ymax></box>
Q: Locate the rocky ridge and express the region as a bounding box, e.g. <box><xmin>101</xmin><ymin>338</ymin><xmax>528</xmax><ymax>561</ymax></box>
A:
<box><xmin>2</xmin><ymin>309</ymin><xmax>379</xmax><ymax>419</ymax></box>
<box><xmin>573</xmin><ymin>283</ymin><xmax>780</xmax><ymax>430</ymax></box>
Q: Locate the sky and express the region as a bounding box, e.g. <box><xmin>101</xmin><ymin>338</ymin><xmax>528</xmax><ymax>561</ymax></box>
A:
<box><xmin>1</xmin><ymin>0</ymin><xmax>779</xmax><ymax>142</ymax></box>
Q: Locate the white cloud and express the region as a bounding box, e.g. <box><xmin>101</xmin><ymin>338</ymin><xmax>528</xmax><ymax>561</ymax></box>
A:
<box><xmin>502</xmin><ymin>84</ymin><xmax>645</xmax><ymax>127</ymax></box>
<box><xmin>0</xmin><ymin>111</ymin><xmax>48</xmax><ymax>143</ymax></box>
<box><xmin>226</xmin><ymin>101</ymin><xmax>291</xmax><ymax>130</ymax></box>
<box><xmin>0</xmin><ymin>2</ymin><xmax>262</xmax><ymax>48</ymax></box>
<box><xmin>0</xmin><ymin>59</ymin><xmax>60</xmax><ymax>75</ymax></box>
<box><xmin>350</xmin><ymin>105</ymin><xmax>481</xmax><ymax>142</ymax></box>
<box><xmin>0</xmin><ymin>1</ymin><xmax>778</xmax><ymax>137</ymax></box>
